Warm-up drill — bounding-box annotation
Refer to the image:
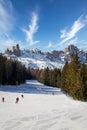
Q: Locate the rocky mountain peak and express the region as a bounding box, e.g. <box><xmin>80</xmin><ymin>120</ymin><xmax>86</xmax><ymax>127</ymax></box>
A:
<box><xmin>4</xmin><ymin>44</ymin><xmax>87</xmax><ymax>69</ymax></box>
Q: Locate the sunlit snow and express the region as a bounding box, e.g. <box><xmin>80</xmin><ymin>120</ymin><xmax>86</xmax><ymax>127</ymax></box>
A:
<box><xmin>0</xmin><ymin>80</ymin><xmax>87</xmax><ymax>130</ymax></box>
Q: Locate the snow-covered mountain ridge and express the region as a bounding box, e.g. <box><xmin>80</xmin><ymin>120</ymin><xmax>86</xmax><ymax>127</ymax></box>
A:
<box><xmin>13</xmin><ymin>49</ymin><xmax>64</xmax><ymax>69</ymax></box>
<box><xmin>4</xmin><ymin>44</ymin><xmax>87</xmax><ymax>69</ymax></box>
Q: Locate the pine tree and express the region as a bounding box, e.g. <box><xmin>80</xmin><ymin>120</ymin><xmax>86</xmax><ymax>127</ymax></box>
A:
<box><xmin>56</xmin><ymin>69</ymin><xmax>61</xmax><ymax>87</ymax></box>
<box><xmin>68</xmin><ymin>53</ymin><xmax>80</xmax><ymax>99</ymax></box>
<box><xmin>80</xmin><ymin>64</ymin><xmax>87</xmax><ymax>101</ymax></box>
<box><xmin>0</xmin><ymin>54</ymin><xmax>33</xmax><ymax>85</ymax></box>
<box><xmin>43</xmin><ymin>67</ymin><xmax>50</xmax><ymax>85</ymax></box>
<box><xmin>51</xmin><ymin>68</ymin><xmax>61</xmax><ymax>87</ymax></box>
<box><xmin>61</xmin><ymin>61</ymin><xmax>69</xmax><ymax>93</ymax></box>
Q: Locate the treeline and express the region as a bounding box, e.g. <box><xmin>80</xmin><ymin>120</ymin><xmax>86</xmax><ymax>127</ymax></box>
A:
<box><xmin>0</xmin><ymin>54</ymin><xmax>32</xmax><ymax>85</ymax></box>
<box><xmin>1</xmin><ymin>53</ymin><xmax>87</xmax><ymax>101</ymax></box>
<box><xmin>29</xmin><ymin>67</ymin><xmax>61</xmax><ymax>87</ymax></box>
<box><xmin>29</xmin><ymin>54</ymin><xmax>87</xmax><ymax>101</ymax></box>
<box><xmin>37</xmin><ymin>68</ymin><xmax>61</xmax><ymax>87</ymax></box>
<box><xmin>61</xmin><ymin>54</ymin><xmax>87</xmax><ymax>101</ymax></box>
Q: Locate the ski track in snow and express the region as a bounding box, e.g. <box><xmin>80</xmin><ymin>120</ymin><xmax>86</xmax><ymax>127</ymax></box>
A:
<box><xmin>0</xmin><ymin>80</ymin><xmax>87</xmax><ymax>130</ymax></box>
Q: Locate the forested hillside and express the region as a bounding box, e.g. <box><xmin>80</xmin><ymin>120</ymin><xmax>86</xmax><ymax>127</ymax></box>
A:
<box><xmin>31</xmin><ymin>54</ymin><xmax>87</xmax><ymax>101</ymax></box>
<box><xmin>0</xmin><ymin>54</ymin><xmax>32</xmax><ymax>85</ymax></box>
<box><xmin>0</xmin><ymin>53</ymin><xmax>87</xmax><ymax>101</ymax></box>
<box><xmin>61</xmin><ymin>54</ymin><xmax>87</xmax><ymax>101</ymax></box>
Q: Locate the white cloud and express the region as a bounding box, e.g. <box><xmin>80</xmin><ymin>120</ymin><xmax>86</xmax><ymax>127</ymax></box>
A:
<box><xmin>60</xmin><ymin>29</ymin><xmax>67</xmax><ymax>38</ymax></box>
<box><xmin>65</xmin><ymin>38</ymin><xmax>78</xmax><ymax>46</ymax></box>
<box><xmin>47</xmin><ymin>41</ymin><xmax>53</xmax><ymax>48</ymax></box>
<box><xmin>23</xmin><ymin>12</ymin><xmax>39</xmax><ymax>45</ymax></box>
<box><xmin>75</xmin><ymin>40</ymin><xmax>87</xmax><ymax>50</ymax></box>
<box><xmin>0</xmin><ymin>0</ymin><xmax>17</xmax><ymax>52</ymax></box>
<box><xmin>0</xmin><ymin>38</ymin><xmax>24</xmax><ymax>52</ymax></box>
<box><xmin>60</xmin><ymin>15</ymin><xmax>87</xmax><ymax>45</ymax></box>
<box><xmin>44</xmin><ymin>41</ymin><xmax>56</xmax><ymax>49</ymax></box>
<box><xmin>0</xmin><ymin>0</ymin><xmax>14</xmax><ymax>33</ymax></box>
<box><xmin>0</xmin><ymin>39</ymin><xmax>16</xmax><ymax>52</ymax></box>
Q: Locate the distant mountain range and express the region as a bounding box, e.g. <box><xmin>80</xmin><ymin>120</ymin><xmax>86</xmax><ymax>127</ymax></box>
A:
<box><xmin>4</xmin><ymin>44</ymin><xmax>87</xmax><ymax>69</ymax></box>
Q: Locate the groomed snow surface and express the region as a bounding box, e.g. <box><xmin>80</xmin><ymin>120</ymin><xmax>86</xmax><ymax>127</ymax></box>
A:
<box><xmin>0</xmin><ymin>80</ymin><xmax>87</xmax><ymax>130</ymax></box>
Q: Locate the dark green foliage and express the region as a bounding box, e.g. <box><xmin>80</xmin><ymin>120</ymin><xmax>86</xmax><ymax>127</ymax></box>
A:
<box><xmin>61</xmin><ymin>62</ymin><xmax>68</xmax><ymax>93</ymax></box>
<box><xmin>1</xmin><ymin>52</ymin><xmax>87</xmax><ymax>101</ymax></box>
<box><xmin>29</xmin><ymin>53</ymin><xmax>87</xmax><ymax>101</ymax></box>
<box><xmin>0</xmin><ymin>54</ymin><xmax>32</xmax><ymax>85</ymax></box>
<box><xmin>43</xmin><ymin>67</ymin><xmax>50</xmax><ymax>85</ymax></box>
<box><xmin>51</xmin><ymin>68</ymin><xmax>61</xmax><ymax>87</ymax></box>
<box><xmin>79</xmin><ymin>64</ymin><xmax>87</xmax><ymax>100</ymax></box>
<box><xmin>0</xmin><ymin>55</ymin><xmax>7</xmax><ymax>84</ymax></box>
<box><xmin>34</xmin><ymin>67</ymin><xmax>61</xmax><ymax>88</ymax></box>
<box><xmin>61</xmin><ymin>54</ymin><xmax>87</xmax><ymax>101</ymax></box>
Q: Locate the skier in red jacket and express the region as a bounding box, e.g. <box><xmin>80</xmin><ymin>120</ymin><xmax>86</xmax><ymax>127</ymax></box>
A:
<box><xmin>16</xmin><ymin>97</ymin><xmax>19</xmax><ymax>103</ymax></box>
<box><xmin>2</xmin><ymin>97</ymin><xmax>5</xmax><ymax>102</ymax></box>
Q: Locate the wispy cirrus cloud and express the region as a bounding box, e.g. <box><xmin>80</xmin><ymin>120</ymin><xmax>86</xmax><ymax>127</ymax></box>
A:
<box><xmin>44</xmin><ymin>41</ymin><xmax>56</xmax><ymax>51</ymax></box>
<box><xmin>0</xmin><ymin>35</ymin><xmax>24</xmax><ymax>52</ymax></box>
<box><xmin>0</xmin><ymin>38</ymin><xmax>17</xmax><ymax>51</ymax></box>
<box><xmin>23</xmin><ymin>12</ymin><xmax>39</xmax><ymax>45</ymax></box>
<box><xmin>59</xmin><ymin>15</ymin><xmax>87</xmax><ymax>45</ymax></box>
<box><xmin>0</xmin><ymin>0</ymin><xmax>15</xmax><ymax>33</ymax></box>
<box><xmin>45</xmin><ymin>41</ymin><xmax>56</xmax><ymax>49</ymax></box>
<box><xmin>65</xmin><ymin>38</ymin><xmax>78</xmax><ymax>46</ymax></box>
<box><xmin>47</xmin><ymin>41</ymin><xmax>53</xmax><ymax>48</ymax></box>
<box><xmin>0</xmin><ymin>0</ymin><xmax>16</xmax><ymax>51</ymax></box>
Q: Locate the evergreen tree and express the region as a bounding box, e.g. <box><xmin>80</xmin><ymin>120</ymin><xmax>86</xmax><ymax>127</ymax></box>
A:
<box><xmin>51</xmin><ymin>68</ymin><xmax>61</xmax><ymax>87</ymax></box>
<box><xmin>68</xmin><ymin>53</ymin><xmax>80</xmax><ymax>99</ymax></box>
<box><xmin>61</xmin><ymin>54</ymin><xmax>87</xmax><ymax>101</ymax></box>
<box><xmin>61</xmin><ymin>61</ymin><xmax>69</xmax><ymax>93</ymax></box>
<box><xmin>43</xmin><ymin>67</ymin><xmax>50</xmax><ymax>85</ymax></box>
<box><xmin>56</xmin><ymin>69</ymin><xmax>61</xmax><ymax>87</ymax></box>
<box><xmin>0</xmin><ymin>54</ymin><xmax>32</xmax><ymax>85</ymax></box>
<box><xmin>80</xmin><ymin>64</ymin><xmax>87</xmax><ymax>101</ymax></box>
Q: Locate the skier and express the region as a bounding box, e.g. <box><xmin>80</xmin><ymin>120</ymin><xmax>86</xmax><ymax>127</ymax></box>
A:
<box><xmin>16</xmin><ymin>97</ymin><xmax>19</xmax><ymax>103</ymax></box>
<box><xmin>2</xmin><ymin>97</ymin><xmax>5</xmax><ymax>102</ymax></box>
<box><xmin>21</xmin><ymin>94</ymin><xmax>24</xmax><ymax>98</ymax></box>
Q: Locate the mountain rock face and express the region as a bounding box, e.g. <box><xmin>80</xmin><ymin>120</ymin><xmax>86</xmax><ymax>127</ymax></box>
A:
<box><xmin>5</xmin><ymin>44</ymin><xmax>21</xmax><ymax>56</ymax></box>
<box><xmin>46</xmin><ymin>50</ymin><xmax>64</xmax><ymax>61</ymax></box>
<box><xmin>4</xmin><ymin>44</ymin><xmax>87</xmax><ymax>69</ymax></box>
<box><xmin>64</xmin><ymin>44</ymin><xmax>87</xmax><ymax>62</ymax></box>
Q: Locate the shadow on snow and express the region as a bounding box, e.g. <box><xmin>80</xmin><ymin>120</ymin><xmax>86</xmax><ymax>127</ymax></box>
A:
<box><xmin>0</xmin><ymin>80</ymin><xmax>62</xmax><ymax>95</ymax></box>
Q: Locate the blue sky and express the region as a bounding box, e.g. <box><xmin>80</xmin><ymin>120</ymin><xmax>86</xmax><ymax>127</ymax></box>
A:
<box><xmin>0</xmin><ymin>0</ymin><xmax>87</xmax><ymax>52</ymax></box>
